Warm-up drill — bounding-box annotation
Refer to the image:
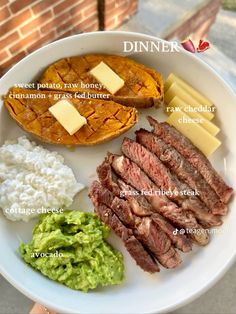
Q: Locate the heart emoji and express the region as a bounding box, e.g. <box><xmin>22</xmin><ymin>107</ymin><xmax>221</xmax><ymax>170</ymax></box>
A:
<box><xmin>181</xmin><ymin>39</ymin><xmax>196</xmax><ymax>53</ymax></box>
<box><xmin>197</xmin><ymin>39</ymin><xmax>210</xmax><ymax>52</ymax></box>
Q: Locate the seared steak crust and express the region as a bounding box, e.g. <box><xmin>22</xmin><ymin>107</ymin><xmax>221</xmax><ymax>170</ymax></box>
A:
<box><xmin>97</xmin><ymin>158</ymin><xmax>120</xmax><ymax>196</ymax></box>
<box><xmin>89</xmin><ymin>115</ymin><xmax>232</xmax><ymax>273</ymax></box>
<box><xmin>122</xmin><ymin>137</ymin><xmax>222</xmax><ymax>227</ymax></box>
<box><xmin>134</xmin><ymin>217</ymin><xmax>182</xmax><ymax>268</ymax></box>
<box><xmin>94</xmin><ymin>204</ymin><xmax>159</xmax><ymax>273</ymax></box>
<box><xmin>110</xmin><ymin>154</ymin><xmax>209</xmax><ymax>246</ymax></box>
<box><xmin>111</xmin><ymin>154</ymin><xmax>196</xmax><ymax>229</ymax></box>
<box><xmin>151</xmin><ymin>213</ymin><xmax>192</xmax><ymax>253</ymax></box>
<box><xmin>117</xmin><ymin>179</ymin><xmax>153</xmax><ymax>216</ymax></box>
<box><xmin>116</xmin><ymin>179</ymin><xmax>192</xmax><ymax>253</ymax></box>
<box><xmin>90</xmin><ymin>181</ymin><xmax>182</xmax><ymax>269</ymax></box>
<box><xmin>136</xmin><ymin>129</ymin><xmax>227</xmax><ymax>216</ymax></box>
<box><xmin>148</xmin><ymin>117</ymin><xmax>233</xmax><ymax>204</ymax></box>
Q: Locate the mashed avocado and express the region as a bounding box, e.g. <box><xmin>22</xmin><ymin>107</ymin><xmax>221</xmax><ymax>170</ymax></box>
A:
<box><xmin>19</xmin><ymin>211</ymin><xmax>124</xmax><ymax>292</ymax></box>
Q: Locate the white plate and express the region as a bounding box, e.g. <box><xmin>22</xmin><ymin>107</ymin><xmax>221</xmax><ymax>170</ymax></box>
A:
<box><xmin>0</xmin><ymin>31</ymin><xmax>236</xmax><ymax>314</ymax></box>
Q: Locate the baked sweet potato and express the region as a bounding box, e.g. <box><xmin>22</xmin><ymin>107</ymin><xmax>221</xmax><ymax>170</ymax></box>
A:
<box><xmin>38</xmin><ymin>54</ymin><xmax>164</xmax><ymax>108</ymax></box>
<box><xmin>4</xmin><ymin>87</ymin><xmax>137</xmax><ymax>145</ymax></box>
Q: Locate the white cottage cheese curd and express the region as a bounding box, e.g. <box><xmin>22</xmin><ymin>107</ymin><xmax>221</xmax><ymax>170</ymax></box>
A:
<box><xmin>0</xmin><ymin>137</ymin><xmax>84</xmax><ymax>221</ymax></box>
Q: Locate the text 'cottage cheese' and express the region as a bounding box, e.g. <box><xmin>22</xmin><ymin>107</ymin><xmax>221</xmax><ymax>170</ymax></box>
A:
<box><xmin>0</xmin><ymin>137</ymin><xmax>84</xmax><ymax>221</ymax></box>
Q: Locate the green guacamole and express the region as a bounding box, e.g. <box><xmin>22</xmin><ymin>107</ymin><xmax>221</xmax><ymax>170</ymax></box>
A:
<box><xmin>19</xmin><ymin>211</ymin><xmax>124</xmax><ymax>292</ymax></box>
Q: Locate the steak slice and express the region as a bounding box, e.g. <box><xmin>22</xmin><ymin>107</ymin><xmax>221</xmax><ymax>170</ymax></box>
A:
<box><xmin>122</xmin><ymin>137</ymin><xmax>222</xmax><ymax>227</ymax></box>
<box><xmin>90</xmin><ymin>180</ymin><xmax>134</xmax><ymax>227</ymax></box>
<box><xmin>110</xmin><ymin>154</ymin><xmax>209</xmax><ymax>245</ymax></box>
<box><xmin>148</xmin><ymin>117</ymin><xmax>233</xmax><ymax>204</ymax></box>
<box><xmin>134</xmin><ymin>217</ymin><xmax>182</xmax><ymax>268</ymax></box>
<box><xmin>117</xmin><ymin>179</ymin><xmax>192</xmax><ymax>253</ymax></box>
<box><xmin>97</xmin><ymin>158</ymin><xmax>120</xmax><ymax>196</ymax></box>
<box><xmin>172</xmin><ymin>175</ymin><xmax>222</xmax><ymax>227</ymax></box>
<box><xmin>117</xmin><ymin>179</ymin><xmax>153</xmax><ymax>216</ymax></box>
<box><xmin>151</xmin><ymin>213</ymin><xmax>192</xmax><ymax>252</ymax></box>
<box><xmin>94</xmin><ymin>204</ymin><xmax>159</xmax><ymax>273</ymax></box>
<box><xmin>136</xmin><ymin>129</ymin><xmax>227</xmax><ymax>216</ymax></box>
<box><xmin>90</xmin><ymin>181</ymin><xmax>181</xmax><ymax>268</ymax></box>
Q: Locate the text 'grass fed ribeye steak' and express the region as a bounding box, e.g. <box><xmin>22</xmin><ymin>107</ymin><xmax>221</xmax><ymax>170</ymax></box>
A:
<box><xmin>110</xmin><ymin>154</ymin><xmax>209</xmax><ymax>246</ymax></box>
<box><xmin>121</xmin><ymin>137</ymin><xmax>222</xmax><ymax>228</ymax></box>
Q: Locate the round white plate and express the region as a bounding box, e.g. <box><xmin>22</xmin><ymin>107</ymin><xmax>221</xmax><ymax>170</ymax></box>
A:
<box><xmin>0</xmin><ymin>31</ymin><xmax>236</xmax><ymax>314</ymax></box>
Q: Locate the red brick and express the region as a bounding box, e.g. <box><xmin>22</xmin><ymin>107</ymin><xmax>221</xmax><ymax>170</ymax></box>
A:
<box><xmin>0</xmin><ymin>5</ymin><xmax>10</xmax><ymax>19</ymax></box>
<box><xmin>21</xmin><ymin>10</ymin><xmax>52</xmax><ymax>35</ymax></box>
<box><xmin>0</xmin><ymin>51</ymin><xmax>26</xmax><ymax>74</ymax></box>
<box><xmin>10</xmin><ymin>0</ymin><xmax>34</xmax><ymax>14</ymax></box>
<box><xmin>53</xmin><ymin>0</ymin><xmax>79</xmax><ymax>15</ymax></box>
<box><xmin>0</xmin><ymin>50</ymin><xmax>9</xmax><ymax>61</ymax></box>
<box><xmin>57</xmin><ymin>19</ymin><xmax>74</xmax><ymax>34</ymax></box>
<box><xmin>70</xmin><ymin>12</ymin><xmax>84</xmax><ymax>26</ymax></box>
<box><xmin>26</xmin><ymin>30</ymin><xmax>56</xmax><ymax>53</ymax></box>
<box><xmin>41</xmin><ymin>1</ymin><xmax>91</xmax><ymax>34</ymax></box>
<box><xmin>105</xmin><ymin>0</ymin><xmax>128</xmax><ymax>11</ymax></box>
<box><xmin>0</xmin><ymin>31</ymin><xmax>20</xmax><ymax>50</ymax></box>
<box><xmin>0</xmin><ymin>0</ymin><xmax>8</xmax><ymax>8</ymax></box>
<box><xmin>32</xmin><ymin>0</ymin><xmax>61</xmax><ymax>15</ymax></box>
<box><xmin>105</xmin><ymin>1</ymin><xmax>127</xmax><ymax>15</ymax></box>
<box><xmin>83</xmin><ymin>2</ymin><xmax>97</xmax><ymax>18</ymax></box>
<box><xmin>106</xmin><ymin>1</ymin><xmax>129</xmax><ymax>15</ymax></box>
<box><xmin>104</xmin><ymin>0</ymin><xmax>116</xmax><ymax>12</ymax></box>
<box><xmin>84</xmin><ymin>20</ymin><xmax>99</xmax><ymax>32</ymax></box>
<box><xmin>73</xmin><ymin>13</ymin><xmax>98</xmax><ymax>32</ymax></box>
<box><xmin>68</xmin><ymin>1</ymin><xmax>95</xmax><ymax>19</ymax></box>
<box><xmin>0</xmin><ymin>8</ymin><xmax>32</xmax><ymax>37</ymax></box>
<box><xmin>56</xmin><ymin>29</ymin><xmax>73</xmax><ymax>40</ymax></box>
<box><xmin>104</xmin><ymin>16</ymin><xmax>118</xmax><ymax>29</ymax></box>
<box><xmin>117</xmin><ymin>3</ymin><xmax>137</xmax><ymax>23</ymax></box>
<box><xmin>10</xmin><ymin>30</ymin><xmax>40</xmax><ymax>54</ymax></box>
<box><xmin>40</xmin><ymin>11</ymin><xmax>70</xmax><ymax>33</ymax></box>
<box><xmin>130</xmin><ymin>0</ymin><xmax>138</xmax><ymax>10</ymax></box>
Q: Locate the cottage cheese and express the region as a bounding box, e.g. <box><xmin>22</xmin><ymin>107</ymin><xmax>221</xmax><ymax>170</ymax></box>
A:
<box><xmin>0</xmin><ymin>137</ymin><xmax>84</xmax><ymax>221</ymax></box>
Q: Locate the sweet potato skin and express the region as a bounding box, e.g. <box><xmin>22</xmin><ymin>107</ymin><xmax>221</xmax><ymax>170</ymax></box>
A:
<box><xmin>39</xmin><ymin>54</ymin><xmax>164</xmax><ymax>108</ymax></box>
<box><xmin>4</xmin><ymin>88</ymin><xmax>138</xmax><ymax>146</ymax></box>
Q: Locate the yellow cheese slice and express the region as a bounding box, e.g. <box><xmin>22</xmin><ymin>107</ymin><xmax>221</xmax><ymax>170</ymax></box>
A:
<box><xmin>166</xmin><ymin>109</ymin><xmax>221</xmax><ymax>157</ymax></box>
<box><xmin>165</xmin><ymin>82</ymin><xmax>215</xmax><ymax>120</ymax></box>
<box><xmin>90</xmin><ymin>61</ymin><xmax>124</xmax><ymax>94</ymax></box>
<box><xmin>166</xmin><ymin>96</ymin><xmax>220</xmax><ymax>136</ymax></box>
<box><xmin>49</xmin><ymin>100</ymin><xmax>87</xmax><ymax>135</ymax></box>
<box><xmin>164</xmin><ymin>73</ymin><xmax>213</xmax><ymax>107</ymax></box>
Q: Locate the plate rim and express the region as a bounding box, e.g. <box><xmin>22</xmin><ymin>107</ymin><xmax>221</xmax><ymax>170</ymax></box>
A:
<box><xmin>0</xmin><ymin>30</ymin><xmax>236</xmax><ymax>314</ymax></box>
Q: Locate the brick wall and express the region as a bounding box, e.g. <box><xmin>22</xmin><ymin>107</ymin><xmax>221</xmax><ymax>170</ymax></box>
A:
<box><xmin>99</xmin><ymin>0</ymin><xmax>138</xmax><ymax>30</ymax></box>
<box><xmin>0</xmin><ymin>0</ymin><xmax>99</xmax><ymax>76</ymax></box>
<box><xmin>0</xmin><ymin>0</ymin><xmax>138</xmax><ymax>76</ymax></box>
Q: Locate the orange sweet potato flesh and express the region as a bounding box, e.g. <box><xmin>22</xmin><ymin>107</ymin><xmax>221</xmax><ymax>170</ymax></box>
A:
<box><xmin>39</xmin><ymin>54</ymin><xmax>164</xmax><ymax>108</ymax></box>
<box><xmin>4</xmin><ymin>88</ymin><xmax>138</xmax><ymax>145</ymax></box>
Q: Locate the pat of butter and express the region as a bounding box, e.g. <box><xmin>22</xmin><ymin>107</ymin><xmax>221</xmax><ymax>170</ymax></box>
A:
<box><xmin>49</xmin><ymin>100</ymin><xmax>87</xmax><ymax>135</ymax></box>
<box><xmin>90</xmin><ymin>61</ymin><xmax>124</xmax><ymax>94</ymax></box>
